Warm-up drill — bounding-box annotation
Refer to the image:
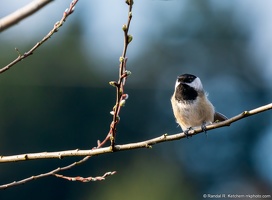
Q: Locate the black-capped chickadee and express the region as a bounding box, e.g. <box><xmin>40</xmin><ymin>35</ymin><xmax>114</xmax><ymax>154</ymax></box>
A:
<box><xmin>171</xmin><ymin>74</ymin><xmax>227</xmax><ymax>135</ymax></box>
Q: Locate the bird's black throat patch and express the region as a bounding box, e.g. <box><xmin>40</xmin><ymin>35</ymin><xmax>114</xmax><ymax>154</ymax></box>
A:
<box><xmin>175</xmin><ymin>83</ymin><xmax>198</xmax><ymax>102</ymax></box>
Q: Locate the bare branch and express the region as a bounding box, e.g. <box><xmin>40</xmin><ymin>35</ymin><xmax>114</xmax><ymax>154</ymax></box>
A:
<box><xmin>0</xmin><ymin>155</ymin><xmax>92</xmax><ymax>189</ymax></box>
<box><xmin>54</xmin><ymin>171</ymin><xmax>117</xmax><ymax>182</ymax></box>
<box><xmin>0</xmin><ymin>103</ymin><xmax>271</xmax><ymax>189</ymax></box>
<box><xmin>0</xmin><ymin>0</ymin><xmax>53</xmax><ymax>32</ymax></box>
<box><xmin>0</xmin><ymin>0</ymin><xmax>78</xmax><ymax>74</ymax></box>
<box><xmin>1</xmin><ymin>103</ymin><xmax>271</xmax><ymax>164</ymax></box>
<box><xmin>1</xmin><ymin>92</ymin><xmax>268</xmax><ymax>184</ymax></box>
<box><xmin>0</xmin><ymin>169</ymin><xmax>116</xmax><ymax>189</ymax></box>
<box><xmin>107</xmin><ymin>0</ymin><xmax>134</xmax><ymax>147</ymax></box>
<box><xmin>0</xmin><ymin>0</ymin><xmax>135</xmax><ymax>189</ymax></box>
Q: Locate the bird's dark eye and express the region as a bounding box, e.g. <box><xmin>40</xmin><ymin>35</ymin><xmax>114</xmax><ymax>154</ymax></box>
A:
<box><xmin>187</xmin><ymin>77</ymin><xmax>194</xmax><ymax>82</ymax></box>
<box><xmin>178</xmin><ymin>74</ymin><xmax>196</xmax><ymax>83</ymax></box>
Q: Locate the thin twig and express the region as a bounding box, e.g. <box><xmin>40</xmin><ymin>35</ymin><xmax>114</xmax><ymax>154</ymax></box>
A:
<box><xmin>108</xmin><ymin>0</ymin><xmax>134</xmax><ymax>147</ymax></box>
<box><xmin>0</xmin><ymin>170</ymin><xmax>116</xmax><ymax>189</ymax></box>
<box><xmin>0</xmin><ymin>156</ymin><xmax>90</xmax><ymax>189</ymax></box>
<box><xmin>0</xmin><ymin>0</ymin><xmax>53</xmax><ymax>32</ymax></box>
<box><xmin>0</xmin><ymin>0</ymin><xmax>135</xmax><ymax>189</ymax></box>
<box><xmin>0</xmin><ymin>0</ymin><xmax>79</xmax><ymax>74</ymax></box>
<box><xmin>54</xmin><ymin>171</ymin><xmax>117</xmax><ymax>182</ymax></box>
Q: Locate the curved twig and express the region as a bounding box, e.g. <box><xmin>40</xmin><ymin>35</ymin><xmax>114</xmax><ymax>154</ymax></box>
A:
<box><xmin>0</xmin><ymin>0</ymin><xmax>78</xmax><ymax>74</ymax></box>
<box><xmin>0</xmin><ymin>0</ymin><xmax>53</xmax><ymax>32</ymax></box>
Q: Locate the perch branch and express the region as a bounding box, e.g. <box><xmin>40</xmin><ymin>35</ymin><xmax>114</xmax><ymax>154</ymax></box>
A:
<box><xmin>0</xmin><ymin>0</ymin><xmax>53</xmax><ymax>32</ymax></box>
<box><xmin>1</xmin><ymin>103</ymin><xmax>271</xmax><ymax>164</ymax></box>
<box><xmin>0</xmin><ymin>103</ymin><xmax>271</xmax><ymax>189</ymax></box>
<box><xmin>0</xmin><ymin>0</ymin><xmax>78</xmax><ymax>74</ymax></box>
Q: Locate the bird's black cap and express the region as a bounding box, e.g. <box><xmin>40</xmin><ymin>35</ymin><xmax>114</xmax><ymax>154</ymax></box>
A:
<box><xmin>177</xmin><ymin>74</ymin><xmax>197</xmax><ymax>84</ymax></box>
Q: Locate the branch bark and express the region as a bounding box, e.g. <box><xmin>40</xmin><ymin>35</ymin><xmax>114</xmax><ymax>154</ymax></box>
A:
<box><xmin>1</xmin><ymin>103</ymin><xmax>271</xmax><ymax>163</ymax></box>
<box><xmin>0</xmin><ymin>0</ymin><xmax>53</xmax><ymax>32</ymax></box>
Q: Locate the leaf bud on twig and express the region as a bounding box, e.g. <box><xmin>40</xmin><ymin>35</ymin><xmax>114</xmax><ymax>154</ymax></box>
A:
<box><xmin>109</xmin><ymin>81</ymin><xmax>118</xmax><ymax>87</ymax></box>
<box><xmin>71</xmin><ymin>6</ymin><xmax>76</xmax><ymax>12</ymax></box>
<box><xmin>122</xmin><ymin>94</ymin><xmax>129</xmax><ymax>100</ymax></box>
<box><xmin>112</xmin><ymin>105</ymin><xmax>117</xmax><ymax>111</ymax></box>
<box><xmin>127</xmin><ymin>35</ymin><xmax>133</xmax><ymax>44</ymax></box>
<box><xmin>125</xmin><ymin>70</ymin><xmax>132</xmax><ymax>76</ymax></box>
<box><xmin>122</xmin><ymin>24</ymin><xmax>127</xmax><ymax>31</ymax></box>
<box><xmin>54</xmin><ymin>21</ymin><xmax>60</xmax><ymax>27</ymax></box>
<box><xmin>120</xmin><ymin>99</ymin><xmax>126</xmax><ymax>107</ymax></box>
<box><xmin>126</xmin><ymin>0</ymin><xmax>134</xmax><ymax>5</ymax></box>
<box><xmin>121</xmin><ymin>70</ymin><xmax>132</xmax><ymax>78</ymax></box>
<box><xmin>119</xmin><ymin>56</ymin><xmax>125</xmax><ymax>63</ymax></box>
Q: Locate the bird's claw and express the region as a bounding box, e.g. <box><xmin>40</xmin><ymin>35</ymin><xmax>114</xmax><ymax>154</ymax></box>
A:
<box><xmin>184</xmin><ymin>127</ymin><xmax>193</xmax><ymax>138</ymax></box>
<box><xmin>201</xmin><ymin>124</ymin><xmax>207</xmax><ymax>133</ymax></box>
<box><xmin>201</xmin><ymin>122</ymin><xmax>208</xmax><ymax>136</ymax></box>
<box><xmin>184</xmin><ymin>123</ymin><xmax>208</xmax><ymax>139</ymax></box>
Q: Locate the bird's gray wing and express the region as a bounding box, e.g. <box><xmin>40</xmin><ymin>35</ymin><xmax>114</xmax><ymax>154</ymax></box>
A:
<box><xmin>214</xmin><ymin>111</ymin><xmax>228</xmax><ymax>122</ymax></box>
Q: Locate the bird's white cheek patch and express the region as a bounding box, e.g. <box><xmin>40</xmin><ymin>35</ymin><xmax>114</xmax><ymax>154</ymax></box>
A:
<box><xmin>187</xmin><ymin>77</ymin><xmax>203</xmax><ymax>91</ymax></box>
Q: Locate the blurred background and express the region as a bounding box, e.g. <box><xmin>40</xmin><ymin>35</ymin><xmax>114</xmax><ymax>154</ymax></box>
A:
<box><xmin>0</xmin><ymin>0</ymin><xmax>272</xmax><ymax>199</ymax></box>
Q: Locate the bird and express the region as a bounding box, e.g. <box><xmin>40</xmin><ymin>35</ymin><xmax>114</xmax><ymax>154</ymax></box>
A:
<box><xmin>170</xmin><ymin>73</ymin><xmax>227</xmax><ymax>136</ymax></box>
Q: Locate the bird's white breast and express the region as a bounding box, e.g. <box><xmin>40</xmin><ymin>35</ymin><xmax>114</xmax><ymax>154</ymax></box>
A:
<box><xmin>171</xmin><ymin>94</ymin><xmax>214</xmax><ymax>130</ymax></box>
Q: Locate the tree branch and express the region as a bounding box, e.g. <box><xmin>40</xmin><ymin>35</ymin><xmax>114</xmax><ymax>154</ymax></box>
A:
<box><xmin>107</xmin><ymin>0</ymin><xmax>134</xmax><ymax>147</ymax></box>
<box><xmin>0</xmin><ymin>167</ymin><xmax>116</xmax><ymax>190</ymax></box>
<box><xmin>54</xmin><ymin>171</ymin><xmax>117</xmax><ymax>182</ymax></box>
<box><xmin>0</xmin><ymin>0</ymin><xmax>54</xmax><ymax>32</ymax></box>
<box><xmin>0</xmin><ymin>0</ymin><xmax>136</xmax><ymax>189</ymax></box>
<box><xmin>1</xmin><ymin>103</ymin><xmax>271</xmax><ymax>189</ymax></box>
<box><xmin>0</xmin><ymin>0</ymin><xmax>78</xmax><ymax>74</ymax></box>
<box><xmin>1</xmin><ymin>103</ymin><xmax>271</xmax><ymax>164</ymax></box>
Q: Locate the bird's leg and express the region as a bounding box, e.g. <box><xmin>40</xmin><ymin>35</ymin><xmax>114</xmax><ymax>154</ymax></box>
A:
<box><xmin>201</xmin><ymin>122</ymin><xmax>211</xmax><ymax>137</ymax></box>
<box><xmin>201</xmin><ymin>122</ymin><xmax>207</xmax><ymax>134</ymax></box>
<box><xmin>184</xmin><ymin>127</ymin><xmax>193</xmax><ymax>138</ymax></box>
